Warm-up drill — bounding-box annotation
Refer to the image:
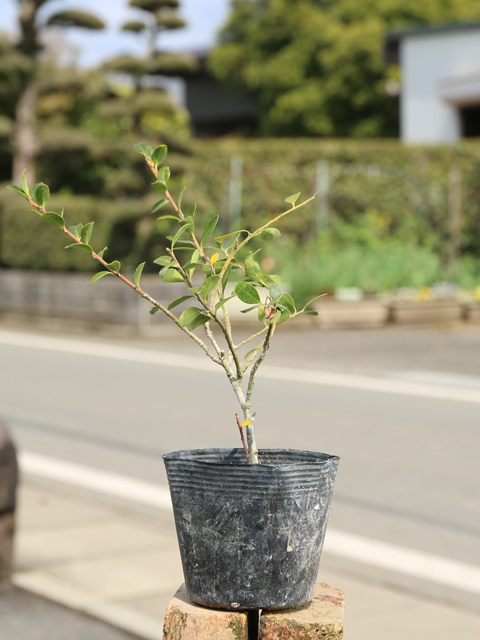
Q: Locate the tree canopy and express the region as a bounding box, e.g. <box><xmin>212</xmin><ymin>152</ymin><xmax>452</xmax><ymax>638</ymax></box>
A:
<box><xmin>208</xmin><ymin>0</ymin><xmax>480</xmax><ymax>137</ymax></box>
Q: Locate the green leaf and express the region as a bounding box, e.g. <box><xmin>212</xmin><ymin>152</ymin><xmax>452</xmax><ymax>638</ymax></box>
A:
<box><xmin>105</xmin><ymin>260</ymin><xmax>121</xmax><ymax>272</ymax></box>
<box><xmin>157</xmin><ymin>166</ymin><xmax>170</xmax><ymax>184</ymax></box>
<box><xmin>170</xmin><ymin>224</ymin><xmax>189</xmax><ymax>248</ymax></box>
<box><xmin>183</xmin><ymin>261</ymin><xmax>203</xmax><ymax>273</ymax></box>
<box><xmin>81</xmin><ymin>222</ymin><xmax>94</xmax><ymax>244</ymax></box>
<box><xmin>151</xmin><ymin>199</ymin><xmax>168</xmax><ymax>213</ymax></box>
<box><xmin>244</xmin><ymin>251</ymin><xmax>264</xmax><ymax>283</ymax></box>
<box><xmin>277</xmin><ymin>292</ymin><xmax>296</xmax><ymax>313</ymax></box>
<box><xmin>168</xmin><ymin>295</ymin><xmax>193</xmax><ymax>310</ymax></box>
<box><xmin>240</xmin><ymin>305</ymin><xmax>258</xmax><ymax>314</ymax></box>
<box><xmin>268</xmin><ymin>284</ymin><xmax>283</xmax><ymax>303</ymax></box>
<box><xmin>153</xmin><ymin>256</ymin><xmax>172</xmax><ymax>267</ymax></box>
<box><xmin>156</xmin><ymin>215</ymin><xmax>180</xmax><ymax>223</ymax></box>
<box><xmin>149</xmin><ymin>306</ymin><xmax>160</xmax><ymax>315</ymax></box>
<box><xmin>188</xmin><ymin>203</ymin><xmax>196</xmax><ymax>218</ymax></box>
<box><xmin>152</xmin><ymin>181</ymin><xmax>167</xmax><ymax>193</ymax></box>
<box><xmin>152</xmin><ymin>144</ymin><xmax>167</xmax><ymax>165</ymax></box>
<box><xmin>31</xmin><ymin>183</ymin><xmax>50</xmax><ymax>207</ymax></box>
<box><xmin>69</xmin><ymin>223</ymin><xmax>83</xmax><ymax>239</ymax></box>
<box><xmin>285</xmin><ymin>192</ymin><xmax>301</xmax><ymax>207</ymax></box>
<box><xmin>215</xmin><ymin>296</ymin><xmax>235</xmax><ymax>311</ymax></box>
<box><xmin>133</xmin><ymin>262</ymin><xmax>145</xmax><ymax>287</ymax></box>
<box><xmin>7</xmin><ymin>185</ymin><xmax>29</xmax><ymax>200</ymax></box>
<box><xmin>182</xmin><ymin>215</ymin><xmax>195</xmax><ymax>234</ymax></box>
<box><xmin>258</xmin><ymin>228</ymin><xmax>281</xmax><ymax>241</ymax></box>
<box><xmin>97</xmin><ymin>246</ymin><xmax>108</xmax><ymax>258</ymax></box>
<box><xmin>162</xmin><ymin>268</ymin><xmax>184</xmax><ymax>283</ymax></box>
<box><xmin>41</xmin><ymin>211</ymin><xmax>64</xmax><ymax>227</ymax></box>
<box><xmin>201</xmin><ymin>214</ymin><xmax>219</xmax><ymax>246</ymax></box>
<box><xmin>234</xmin><ymin>282</ymin><xmax>261</xmax><ymax>305</ymax></box>
<box><xmin>222</xmin><ymin>263</ymin><xmax>233</xmax><ymax>292</ymax></box>
<box><xmin>65</xmin><ymin>242</ymin><xmax>92</xmax><ymax>253</ymax></box>
<box><xmin>303</xmin><ymin>309</ymin><xmax>319</xmax><ymax>316</ymax></box>
<box><xmin>215</xmin><ymin>230</ymin><xmax>248</xmax><ymax>241</ymax></box>
<box><xmin>277</xmin><ymin>309</ymin><xmax>291</xmax><ymax>325</ymax></box>
<box><xmin>90</xmin><ymin>271</ymin><xmax>112</xmax><ymax>285</ymax></box>
<box><xmin>303</xmin><ymin>293</ymin><xmax>328</xmax><ymax>310</ymax></box>
<box><xmin>201</xmin><ymin>275</ymin><xmax>220</xmax><ymax>300</ymax></box>
<box><xmin>264</xmin><ymin>274</ymin><xmax>281</xmax><ymax>287</ymax></box>
<box><xmin>133</xmin><ymin>142</ymin><xmax>154</xmax><ymax>159</ymax></box>
<box><xmin>178</xmin><ymin>306</ymin><xmax>202</xmax><ymax>328</ymax></box>
<box><xmin>178</xmin><ymin>186</ymin><xmax>186</xmax><ymax>211</ymax></box>
<box><xmin>21</xmin><ymin>169</ymin><xmax>29</xmax><ymax>196</ymax></box>
<box><xmin>187</xmin><ymin>312</ymin><xmax>210</xmax><ymax>330</ymax></box>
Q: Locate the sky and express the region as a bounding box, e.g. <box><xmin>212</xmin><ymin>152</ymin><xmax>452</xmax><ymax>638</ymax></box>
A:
<box><xmin>2</xmin><ymin>0</ymin><xmax>230</xmax><ymax>67</ymax></box>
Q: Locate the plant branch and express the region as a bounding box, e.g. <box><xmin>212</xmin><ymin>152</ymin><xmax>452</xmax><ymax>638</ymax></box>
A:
<box><xmin>245</xmin><ymin>321</ymin><xmax>275</xmax><ymax>407</ymax></box>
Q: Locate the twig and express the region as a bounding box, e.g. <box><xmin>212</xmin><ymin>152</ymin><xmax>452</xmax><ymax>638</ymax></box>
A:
<box><xmin>235</xmin><ymin>413</ymin><xmax>251</xmax><ymax>464</ymax></box>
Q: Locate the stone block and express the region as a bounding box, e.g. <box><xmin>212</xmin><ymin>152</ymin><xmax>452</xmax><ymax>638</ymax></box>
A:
<box><xmin>260</xmin><ymin>583</ymin><xmax>344</xmax><ymax>639</ymax></box>
<box><xmin>163</xmin><ymin>583</ymin><xmax>344</xmax><ymax>639</ymax></box>
<box><xmin>163</xmin><ymin>584</ymin><xmax>248</xmax><ymax>639</ymax></box>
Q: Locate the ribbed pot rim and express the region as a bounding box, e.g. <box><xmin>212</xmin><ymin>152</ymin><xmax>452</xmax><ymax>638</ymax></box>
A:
<box><xmin>163</xmin><ymin>447</ymin><xmax>339</xmax><ymax>469</ymax></box>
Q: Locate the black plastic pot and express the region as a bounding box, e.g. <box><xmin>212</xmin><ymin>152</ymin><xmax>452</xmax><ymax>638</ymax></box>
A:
<box><xmin>163</xmin><ymin>448</ymin><xmax>339</xmax><ymax>611</ymax></box>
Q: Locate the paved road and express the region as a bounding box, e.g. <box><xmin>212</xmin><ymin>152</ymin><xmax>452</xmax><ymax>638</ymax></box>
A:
<box><xmin>1</xmin><ymin>325</ymin><xmax>479</xmax><ymax>610</ymax></box>
<box><xmin>0</xmin><ymin>587</ymin><xmax>140</xmax><ymax>640</ymax></box>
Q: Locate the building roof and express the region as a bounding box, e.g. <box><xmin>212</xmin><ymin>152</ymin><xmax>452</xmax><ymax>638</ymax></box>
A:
<box><xmin>385</xmin><ymin>21</ymin><xmax>480</xmax><ymax>65</ymax></box>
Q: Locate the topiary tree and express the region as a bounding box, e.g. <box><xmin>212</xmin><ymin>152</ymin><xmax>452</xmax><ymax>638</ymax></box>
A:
<box><xmin>12</xmin><ymin>0</ymin><xmax>105</xmax><ymax>184</ymax></box>
<box><xmin>118</xmin><ymin>0</ymin><xmax>198</xmax><ymax>76</ymax></box>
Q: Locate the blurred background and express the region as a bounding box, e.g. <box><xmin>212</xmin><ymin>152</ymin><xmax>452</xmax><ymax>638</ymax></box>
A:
<box><xmin>1</xmin><ymin>2</ymin><xmax>480</xmax><ymax>640</ymax></box>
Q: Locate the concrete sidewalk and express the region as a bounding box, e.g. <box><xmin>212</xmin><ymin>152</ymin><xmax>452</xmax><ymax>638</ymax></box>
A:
<box><xmin>9</xmin><ymin>476</ymin><xmax>480</xmax><ymax>640</ymax></box>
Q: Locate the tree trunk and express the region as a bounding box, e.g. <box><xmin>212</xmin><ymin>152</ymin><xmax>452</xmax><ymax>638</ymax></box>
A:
<box><xmin>12</xmin><ymin>79</ymin><xmax>38</xmax><ymax>185</ymax></box>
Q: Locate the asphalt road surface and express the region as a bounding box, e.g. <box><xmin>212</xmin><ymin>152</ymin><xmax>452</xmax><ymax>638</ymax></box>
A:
<box><xmin>1</xmin><ymin>325</ymin><xmax>479</xmax><ymax>610</ymax></box>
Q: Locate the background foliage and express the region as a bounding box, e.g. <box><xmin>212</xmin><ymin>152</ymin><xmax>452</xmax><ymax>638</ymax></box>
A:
<box><xmin>208</xmin><ymin>0</ymin><xmax>480</xmax><ymax>137</ymax></box>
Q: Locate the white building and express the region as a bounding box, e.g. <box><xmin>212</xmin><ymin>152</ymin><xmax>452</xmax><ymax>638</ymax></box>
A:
<box><xmin>386</xmin><ymin>22</ymin><xmax>480</xmax><ymax>143</ymax></box>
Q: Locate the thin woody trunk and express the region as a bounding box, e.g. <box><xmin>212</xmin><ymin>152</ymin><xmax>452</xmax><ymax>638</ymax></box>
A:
<box><xmin>12</xmin><ymin>79</ymin><xmax>38</xmax><ymax>185</ymax></box>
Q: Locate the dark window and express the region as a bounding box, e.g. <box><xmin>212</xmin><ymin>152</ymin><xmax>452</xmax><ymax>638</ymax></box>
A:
<box><xmin>460</xmin><ymin>105</ymin><xmax>480</xmax><ymax>137</ymax></box>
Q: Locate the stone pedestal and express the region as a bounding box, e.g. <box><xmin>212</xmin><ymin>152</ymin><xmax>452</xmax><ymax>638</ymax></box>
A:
<box><xmin>163</xmin><ymin>583</ymin><xmax>344</xmax><ymax>639</ymax></box>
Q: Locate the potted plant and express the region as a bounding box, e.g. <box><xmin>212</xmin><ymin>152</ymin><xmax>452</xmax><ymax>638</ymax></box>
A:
<box><xmin>8</xmin><ymin>143</ymin><xmax>339</xmax><ymax>611</ymax></box>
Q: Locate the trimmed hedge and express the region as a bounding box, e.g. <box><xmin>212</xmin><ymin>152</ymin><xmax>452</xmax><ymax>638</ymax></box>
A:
<box><xmin>2</xmin><ymin>138</ymin><xmax>480</xmax><ymax>279</ymax></box>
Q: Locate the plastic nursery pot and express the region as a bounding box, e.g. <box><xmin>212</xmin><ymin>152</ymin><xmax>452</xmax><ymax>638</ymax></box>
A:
<box><xmin>163</xmin><ymin>448</ymin><xmax>339</xmax><ymax>611</ymax></box>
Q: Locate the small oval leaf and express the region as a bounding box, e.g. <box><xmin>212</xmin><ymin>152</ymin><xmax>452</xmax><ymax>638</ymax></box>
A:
<box><xmin>162</xmin><ymin>268</ymin><xmax>184</xmax><ymax>283</ymax></box>
<box><xmin>152</xmin><ymin>144</ymin><xmax>167</xmax><ymax>165</ymax></box>
<box><xmin>90</xmin><ymin>271</ymin><xmax>112</xmax><ymax>285</ymax></box>
<box><xmin>81</xmin><ymin>222</ymin><xmax>94</xmax><ymax>244</ymax></box>
<box><xmin>133</xmin><ymin>262</ymin><xmax>145</xmax><ymax>287</ymax></box>
<box><xmin>31</xmin><ymin>183</ymin><xmax>50</xmax><ymax>207</ymax></box>
<box><xmin>234</xmin><ymin>282</ymin><xmax>261</xmax><ymax>305</ymax></box>
<box><xmin>258</xmin><ymin>228</ymin><xmax>281</xmax><ymax>241</ymax></box>
<box><xmin>41</xmin><ymin>211</ymin><xmax>64</xmax><ymax>227</ymax></box>
<box><xmin>105</xmin><ymin>260</ymin><xmax>121</xmax><ymax>272</ymax></box>
<box><xmin>168</xmin><ymin>295</ymin><xmax>193</xmax><ymax>310</ymax></box>
<box><xmin>178</xmin><ymin>306</ymin><xmax>201</xmax><ymax>328</ymax></box>
<box><xmin>201</xmin><ymin>214</ymin><xmax>219</xmax><ymax>245</ymax></box>
<box><xmin>7</xmin><ymin>185</ymin><xmax>29</xmax><ymax>200</ymax></box>
<box><xmin>151</xmin><ymin>199</ymin><xmax>168</xmax><ymax>213</ymax></box>
<box><xmin>285</xmin><ymin>192</ymin><xmax>300</xmax><ymax>207</ymax></box>
<box><xmin>65</xmin><ymin>243</ymin><xmax>92</xmax><ymax>253</ymax></box>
